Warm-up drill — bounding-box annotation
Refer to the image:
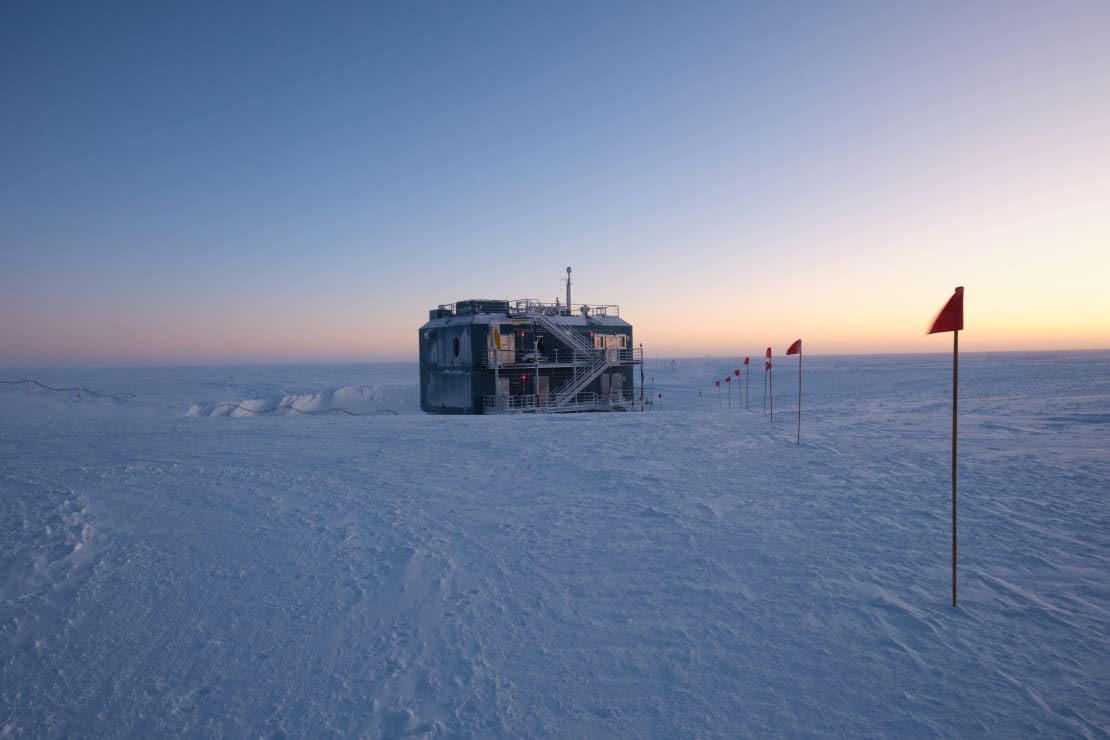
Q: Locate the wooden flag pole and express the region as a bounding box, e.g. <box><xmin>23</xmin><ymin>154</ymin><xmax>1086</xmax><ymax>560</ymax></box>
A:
<box><xmin>796</xmin><ymin>347</ymin><xmax>802</xmax><ymax>446</ymax></box>
<box><xmin>640</xmin><ymin>343</ymin><xmax>645</xmax><ymax>413</ymax></box>
<box><xmin>952</xmin><ymin>328</ymin><xmax>958</xmax><ymax>607</ymax></box>
<box><xmin>928</xmin><ymin>286</ymin><xmax>964</xmax><ymax>608</ymax></box>
<box><xmin>766</xmin><ymin>348</ymin><xmax>774</xmax><ymax>421</ymax></box>
<box><xmin>786</xmin><ymin>340</ymin><xmax>803</xmax><ymax>443</ymax></box>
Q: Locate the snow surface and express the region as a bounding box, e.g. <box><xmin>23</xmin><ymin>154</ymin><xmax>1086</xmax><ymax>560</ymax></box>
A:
<box><xmin>2</xmin><ymin>352</ymin><xmax>1108</xmax><ymax>738</ymax></box>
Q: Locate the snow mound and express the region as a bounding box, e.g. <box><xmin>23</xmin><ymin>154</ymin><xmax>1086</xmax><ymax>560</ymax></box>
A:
<box><xmin>185</xmin><ymin>384</ymin><xmax>410</xmax><ymax>417</ymax></box>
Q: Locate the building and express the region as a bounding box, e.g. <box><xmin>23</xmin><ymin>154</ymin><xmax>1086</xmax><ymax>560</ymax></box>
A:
<box><xmin>419</xmin><ymin>272</ymin><xmax>642</xmax><ymax>414</ymax></box>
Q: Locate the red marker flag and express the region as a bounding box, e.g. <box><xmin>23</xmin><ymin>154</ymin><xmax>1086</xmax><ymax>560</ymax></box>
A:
<box><xmin>725</xmin><ymin>375</ymin><xmax>731</xmax><ymax>382</ymax></box>
<box><xmin>743</xmin><ymin>359</ymin><xmax>751</xmax><ymax>408</ymax></box>
<box><xmin>715</xmin><ymin>380</ymin><xmax>720</xmax><ymax>387</ymax></box>
<box><xmin>929</xmin><ymin>286</ymin><xmax>965</xmax><ymax>607</ymax></box>
<box><xmin>765</xmin><ymin>347</ymin><xmax>772</xmax><ymax>358</ymax></box>
<box><xmin>765</xmin><ymin>359</ymin><xmax>774</xmax><ymax>419</ymax></box>
<box><xmin>734</xmin><ymin>369</ymin><xmax>740</xmax><ymax>376</ymax></box>
<box><xmin>929</xmin><ymin>286</ymin><xmax>964</xmax><ymax>334</ymax></box>
<box><xmin>786</xmin><ymin>338</ymin><xmax>803</xmax><ymax>444</ymax></box>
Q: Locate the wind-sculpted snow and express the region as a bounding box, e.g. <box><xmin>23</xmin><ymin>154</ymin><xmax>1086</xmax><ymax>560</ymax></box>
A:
<box><xmin>1</xmin><ymin>353</ymin><xmax>1108</xmax><ymax>737</ymax></box>
<box><xmin>184</xmin><ymin>384</ymin><xmax>409</xmax><ymax>417</ymax></box>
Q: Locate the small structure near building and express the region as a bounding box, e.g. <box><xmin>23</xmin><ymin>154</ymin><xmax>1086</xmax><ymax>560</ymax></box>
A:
<box><xmin>419</xmin><ymin>269</ymin><xmax>642</xmax><ymax>414</ymax></box>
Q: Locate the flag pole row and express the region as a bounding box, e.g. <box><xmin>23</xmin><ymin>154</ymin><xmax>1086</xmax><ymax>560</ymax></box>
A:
<box><xmin>707</xmin><ymin>340</ymin><xmax>803</xmax><ymax>445</ymax></box>
<box><xmin>698</xmin><ymin>286</ymin><xmax>965</xmax><ymax>608</ymax></box>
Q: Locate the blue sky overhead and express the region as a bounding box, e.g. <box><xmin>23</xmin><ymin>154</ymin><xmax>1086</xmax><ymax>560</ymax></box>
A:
<box><xmin>3</xmin><ymin>0</ymin><xmax>1108</xmax><ymax>365</ymax></box>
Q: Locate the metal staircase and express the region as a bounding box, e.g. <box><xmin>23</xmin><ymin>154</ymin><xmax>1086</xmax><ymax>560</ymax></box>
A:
<box><xmin>481</xmin><ymin>302</ymin><xmax>640</xmax><ymax>414</ymax></box>
<box><xmin>532</xmin><ymin>312</ymin><xmax>595</xmax><ymax>353</ymax></box>
<box><xmin>530</xmin><ymin>312</ymin><xmax>618</xmax><ymax>410</ymax></box>
<box><xmin>550</xmin><ymin>350</ymin><xmax>612</xmax><ymax>408</ymax></box>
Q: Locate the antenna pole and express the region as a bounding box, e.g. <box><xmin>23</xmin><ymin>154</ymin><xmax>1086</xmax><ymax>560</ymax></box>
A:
<box><xmin>565</xmin><ymin>266</ymin><xmax>572</xmax><ymax>314</ymax></box>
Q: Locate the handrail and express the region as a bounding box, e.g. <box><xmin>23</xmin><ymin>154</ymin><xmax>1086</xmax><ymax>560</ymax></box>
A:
<box><xmin>533</xmin><ymin>311</ymin><xmax>596</xmax><ymax>353</ymax></box>
<box><xmin>551</xmin><ymin>351</ymin><xmax>611</xmax><ymax>407</ymax></box>
<box><xmin>482</xmin><ymin>390</ymin><xmax>634</xmax><ymax>413</ymax></box>
<box><xmin>430</xmin><ymin>299</ymin><xmax>622</xmax><ymax>319</ymax></box>
<box><xmin>510</xmin><ymin>299</ymin><xmax>620</xmax><ymax>318</ymax></box>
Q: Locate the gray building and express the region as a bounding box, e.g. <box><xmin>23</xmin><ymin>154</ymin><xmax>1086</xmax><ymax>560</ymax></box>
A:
<box><xmin>419</xmin><ymin>296</ymin><xmax>642</xmax><ymax>414</ymax></box>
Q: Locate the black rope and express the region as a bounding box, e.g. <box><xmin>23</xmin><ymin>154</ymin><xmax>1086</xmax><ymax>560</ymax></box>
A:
<box><xmin>206</xmin><ymin>402</ymin><xmax>398</xmax><ymax>416</ymax></box>
<box><xmin>1</xmin><ymin>378</ymin><xmax>134</xmax><ymax>399</ymax></box>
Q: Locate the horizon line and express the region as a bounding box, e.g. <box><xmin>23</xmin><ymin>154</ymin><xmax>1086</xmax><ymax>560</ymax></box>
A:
<box><xmin>4</xmin><ymin>346</ymin><xmax>1109</xmax><ymax>372</ymax></box>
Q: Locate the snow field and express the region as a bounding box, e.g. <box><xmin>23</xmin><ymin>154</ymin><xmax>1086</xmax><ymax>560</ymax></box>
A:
<box><xmin>2</xmin><ymin>352</ymin><xmax>1108</xmax><ymax>737</ymax></box>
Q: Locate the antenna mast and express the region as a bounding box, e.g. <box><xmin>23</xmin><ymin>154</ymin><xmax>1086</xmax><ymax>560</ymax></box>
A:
<box><xmin>565</xmin><ymin>266</ymin><xmax>572</xmax><ymax>314</ymax></box>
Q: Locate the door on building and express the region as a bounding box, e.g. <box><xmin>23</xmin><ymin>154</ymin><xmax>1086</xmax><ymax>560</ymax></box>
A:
<box><xmin>608</xmin><ymin>372</ymin><xmax>623</xmax><ymax>401</ymax></box>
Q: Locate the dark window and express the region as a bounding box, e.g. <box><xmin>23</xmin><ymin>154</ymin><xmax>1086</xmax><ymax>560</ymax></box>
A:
<box><xmin>453</xmin><ymin>337</ymin><xmax>460</xmax><ymax>356</ymax></box>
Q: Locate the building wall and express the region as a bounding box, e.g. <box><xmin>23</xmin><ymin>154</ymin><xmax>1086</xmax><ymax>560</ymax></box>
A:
<box><xmin>420</xmin><ymin>307</ymin><xmax>636</xmax><ymax>414</ymax></box>
<box><xmin>419</xmin><ymin>319</ymin><xmax>495</xmax><ymax>413</ymax></box>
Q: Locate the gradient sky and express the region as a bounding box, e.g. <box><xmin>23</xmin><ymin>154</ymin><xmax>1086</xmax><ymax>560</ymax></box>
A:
<box><xmin>3</xmin><ymin>0</ymin><xmax>1108</xmax><ymax>366</ymax></box>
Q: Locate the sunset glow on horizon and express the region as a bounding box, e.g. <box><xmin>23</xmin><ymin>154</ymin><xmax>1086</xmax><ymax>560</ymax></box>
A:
<box><xmin>3</xmin><ymin>1</ymin><xmax>1108</xmax><ymax>368</ymax></box>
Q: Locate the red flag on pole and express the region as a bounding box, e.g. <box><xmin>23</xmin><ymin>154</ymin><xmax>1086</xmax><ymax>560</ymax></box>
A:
<box><xmin>787</xmin><ymin>339</ymin><xmax>802</xmax><ymax>444</ymax></box>
<box><xmin>715</xmin><ymin>380</ymin><xmax>720</xmax><ymax>387</ymax></box>
<box><xmin>766</xmin><ymin>360</ymin><xmax>773</xmax><ymax>419</ymax></box>
<box><xmin>929</xmin><ymin>287</ymin><xmax>964</xmax><ymax>607</ymax></box>
<box><xmin>765</xmin><ymin>347</ymin><xmax>772</xmax><ymax>358</ymax></box>
<box><xmin>725</xmin><ymin>376</ymin><xmax>730</xmax><ymax>382</ymax></box>
<box><xmin>929</xmin><ymin>287</ymin><xmax>964</xmax><ymax>334</ymax></box>
<box><xmin>734</xmin><ymin>369</ymin><xmax>740</xmax><ymax>376</ymax></box>
<box><xmin>743</xmin><ymin>358</ymin><xmax>751</xmax><ymax>408</ymax></box>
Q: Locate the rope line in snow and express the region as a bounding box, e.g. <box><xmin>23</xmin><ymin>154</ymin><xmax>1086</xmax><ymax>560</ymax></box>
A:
<box><xmin>0</xmin><ymin>378</ymin><xmax>135</xmax><ymax>399</ymax></box>
<box><xmin>206</xmin><ymin>402</ymin><xmax>398</xmax><ymax>416</ymax></box>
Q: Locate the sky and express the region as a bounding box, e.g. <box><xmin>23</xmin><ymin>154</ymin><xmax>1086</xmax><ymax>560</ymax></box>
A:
<box><xmin>2</xmin><ymin>0</ymin><xmax>1108</xmax><ymax>366</ymax></box>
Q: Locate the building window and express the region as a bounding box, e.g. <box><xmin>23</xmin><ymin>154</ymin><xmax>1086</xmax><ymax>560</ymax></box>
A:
<box><xmin>453</xmin><ymin>337</ymin><xmax>460</xmax><ymax>356</ymax></box>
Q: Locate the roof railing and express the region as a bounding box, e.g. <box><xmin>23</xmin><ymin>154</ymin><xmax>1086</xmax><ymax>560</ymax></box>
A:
<box><xmin>509</xmin><ymin>299</ymin><xmax>619</xmax><ymax>318</ymax></box>
<box><xmin>431</xmin><ymin>299</ymin><xmax>623</xmax><ymax>318</ymax></box>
